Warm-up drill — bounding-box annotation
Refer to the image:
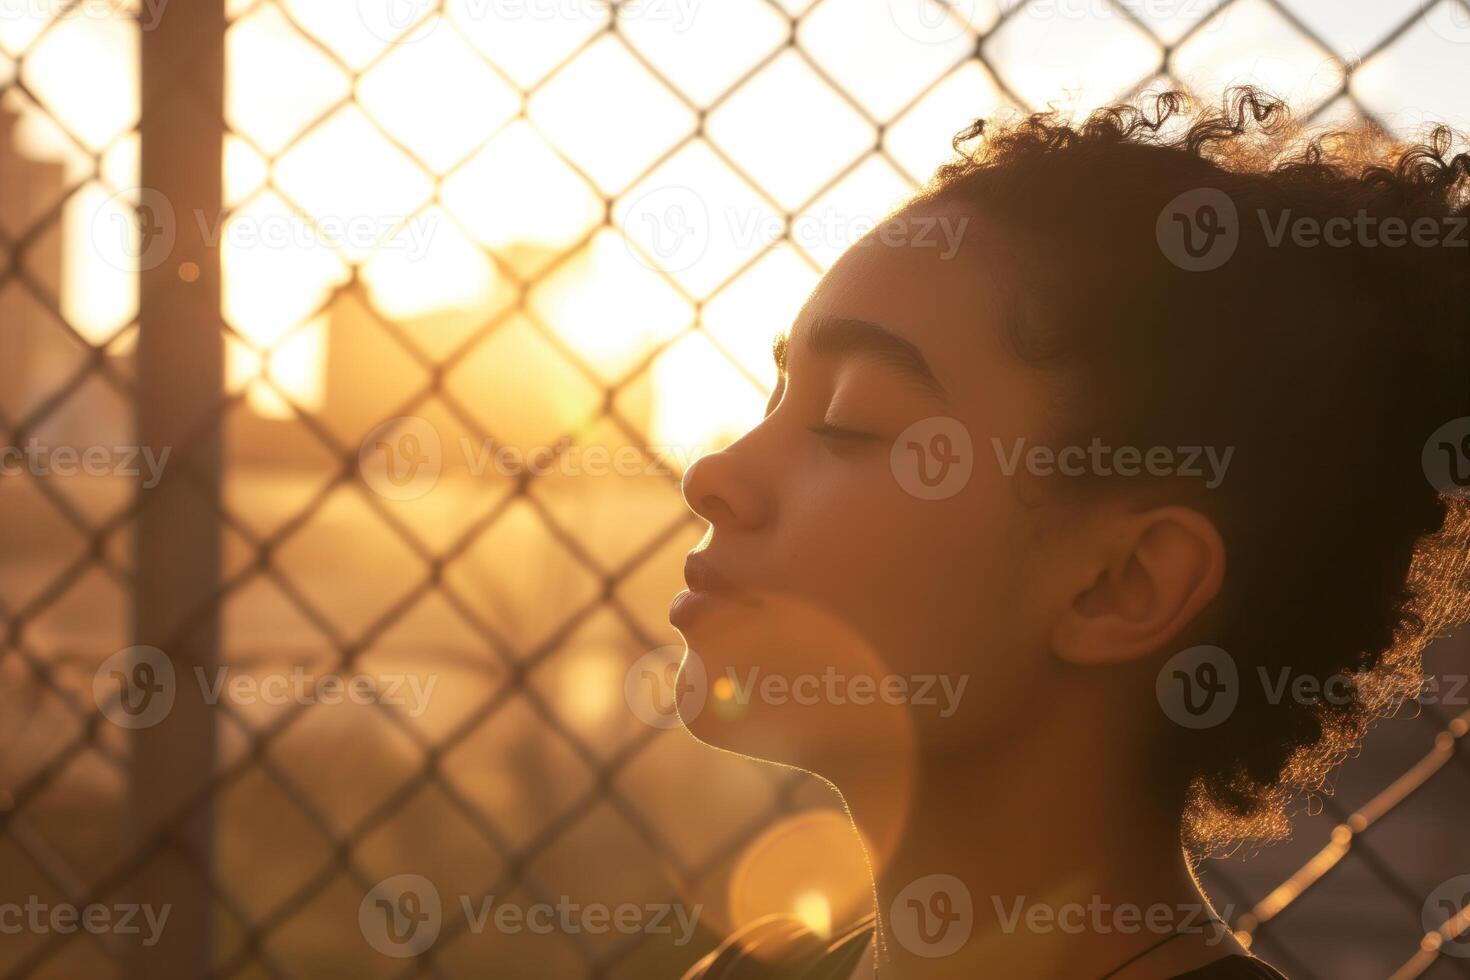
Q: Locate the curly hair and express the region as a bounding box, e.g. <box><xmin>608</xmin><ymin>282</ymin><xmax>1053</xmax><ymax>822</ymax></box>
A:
<box><xmin>914</xmin><ymin>88</ymin><xmax>1470</xmax><ymax>855</ymax></box>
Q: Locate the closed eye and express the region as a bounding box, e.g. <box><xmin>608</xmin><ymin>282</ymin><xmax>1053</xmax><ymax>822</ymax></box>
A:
<box><xmin>808</xmin><ymin>421</ymin><xmax>877</xmax><ymax>442</ymax></box>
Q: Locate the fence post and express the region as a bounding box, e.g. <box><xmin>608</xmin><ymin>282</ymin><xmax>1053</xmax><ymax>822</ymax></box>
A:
<box><xmin>130</xmin><ymin>0</ymin><xmax>225</xmax><ymax>976</ymax></box>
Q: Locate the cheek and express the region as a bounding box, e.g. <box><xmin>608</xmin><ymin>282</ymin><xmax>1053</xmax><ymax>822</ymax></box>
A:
<box><xmin>778</xmin><ymin>464</ymin><xmax>1015</xmax><ymax>654</ymax></box>
<box><xmin>798</xmin><ymin>482</ymin><xmax>1052</xmax><ymax>749</ymax></box>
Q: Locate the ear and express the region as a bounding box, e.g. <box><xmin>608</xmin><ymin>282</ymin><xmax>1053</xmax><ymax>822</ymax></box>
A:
<box><xmin>1051</xmin><ymin>506</ymin><xmax>1225</xmax><ymax>666</ymax></box>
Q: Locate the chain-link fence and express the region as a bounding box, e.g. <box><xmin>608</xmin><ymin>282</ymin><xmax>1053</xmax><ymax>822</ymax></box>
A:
<box><xmin>2</xmin><ymin>0</ymin><xmax>1469</xmax><ymax>977</ymax></box>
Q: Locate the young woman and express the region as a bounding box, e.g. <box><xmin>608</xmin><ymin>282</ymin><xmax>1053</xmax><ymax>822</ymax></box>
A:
<box><xmin>670</xmin><ymin>89</ymin><xmax>1470</xmax><ymax>979</ymax></box>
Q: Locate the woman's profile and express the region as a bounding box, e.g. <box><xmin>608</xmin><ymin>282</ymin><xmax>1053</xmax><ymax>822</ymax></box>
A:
<box><xmin>668</xmin><ymin>88</ymin><xmax>1470</xmax><ymax>979</ymax></box>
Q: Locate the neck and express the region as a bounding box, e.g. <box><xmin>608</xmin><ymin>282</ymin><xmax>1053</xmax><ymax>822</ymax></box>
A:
<box><xmin>817</xmin><ymin>691</ymin><xmax>1224</xmax><ymax>979</ymax></box>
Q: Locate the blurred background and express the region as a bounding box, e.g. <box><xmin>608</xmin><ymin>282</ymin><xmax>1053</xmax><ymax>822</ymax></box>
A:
<box><xmin>1</xmin><ymin>0</ymin><xmax>1468</xmax><ymax>977</ymax></box>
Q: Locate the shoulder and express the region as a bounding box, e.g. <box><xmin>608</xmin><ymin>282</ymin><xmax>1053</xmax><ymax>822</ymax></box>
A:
<box><xmin>681</xmin><ymin>914</ymin><xmax>876</xmax><ymax>980</ymax></box>
<box><xmin>1172</xmin><ymin>953</ymin><xmax>1289</xmax><ymax>980</ymax></box>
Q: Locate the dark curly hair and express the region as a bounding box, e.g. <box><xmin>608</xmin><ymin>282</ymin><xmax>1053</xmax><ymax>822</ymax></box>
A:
<box><xmin>913</xmin><ymin>88</ymin><xmax>1470</xmax><ymax>854</ymax></box>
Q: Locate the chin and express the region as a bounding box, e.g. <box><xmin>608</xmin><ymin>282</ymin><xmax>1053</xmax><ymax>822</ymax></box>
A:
<box><xmin>672</xmin><ymin>592</ymin><xmax>907</xmax><ymax>773</ymax></box>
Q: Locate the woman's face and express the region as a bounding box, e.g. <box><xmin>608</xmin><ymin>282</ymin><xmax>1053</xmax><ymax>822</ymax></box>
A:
<box><xmin>671</xmin><ymin>204</ymin><xmax>1071</xmax><ymax>771</ymax></box>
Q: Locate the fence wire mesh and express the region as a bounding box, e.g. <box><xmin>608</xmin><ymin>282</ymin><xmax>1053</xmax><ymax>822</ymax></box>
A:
<box><xmin>1</xmin><ymin>0</ymin><xmax>1469</xmax><ymax>977</ymax></box>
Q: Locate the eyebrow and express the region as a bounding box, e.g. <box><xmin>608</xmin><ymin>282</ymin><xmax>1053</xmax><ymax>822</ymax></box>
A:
<box><xmin>774</xmin><ymin>316</ymin><xmax>948</xmax><ymax>400</ymax></box>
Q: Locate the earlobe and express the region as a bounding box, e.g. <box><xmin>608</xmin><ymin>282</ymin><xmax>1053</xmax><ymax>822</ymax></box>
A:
<box><xmin>1051</xmin><ymin>506</ymin><xmax>1225</xmax><ymax>667</ymax></box>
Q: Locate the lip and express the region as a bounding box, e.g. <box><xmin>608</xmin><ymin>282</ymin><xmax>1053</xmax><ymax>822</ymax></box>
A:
<box><xmin>683</xmin><ymin>552</ymin><xmax>738</xmax><ymax>594</ymax></box>
<box><xmin>670</xmin><ymin>552</ymin><xmax>752</xmax><ymax>628</ymax></box>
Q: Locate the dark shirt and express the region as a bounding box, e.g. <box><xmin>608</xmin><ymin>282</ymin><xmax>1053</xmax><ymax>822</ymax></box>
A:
<box><xmin>682</xmin><ymin>916</ymin><xmax>1290</xmax><ymax>980</ymax></box>
<box><xmin>1175</xmin><ymin>955</ymin><xmax>1288</xmax><ymax>979</ymax></box>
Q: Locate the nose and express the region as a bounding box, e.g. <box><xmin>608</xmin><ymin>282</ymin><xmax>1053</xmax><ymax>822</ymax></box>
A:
<box><xmin>681</xmin><ymin>446</ymin><xmax>771</xmax><ymax>532</ymax></box>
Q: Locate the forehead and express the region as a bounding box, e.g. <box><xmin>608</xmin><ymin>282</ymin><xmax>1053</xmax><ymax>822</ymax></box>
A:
<box><xmin>793</xmin><ymin>201</ymin><xmax>1007</xmax><ymax>391</ymax></box>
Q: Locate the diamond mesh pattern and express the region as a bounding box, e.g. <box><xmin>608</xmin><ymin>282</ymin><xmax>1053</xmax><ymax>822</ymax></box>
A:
<box><xmin>2</xmin><ymin>0</ymin><xmax>1470</xmax><ymax>977</ymax></box>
